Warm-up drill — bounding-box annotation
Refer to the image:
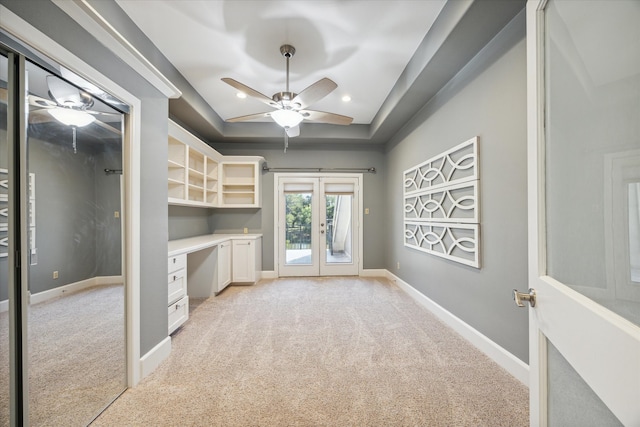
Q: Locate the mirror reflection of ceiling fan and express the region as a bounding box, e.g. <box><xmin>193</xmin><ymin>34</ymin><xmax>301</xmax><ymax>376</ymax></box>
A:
<box><xmin>28</xmin><ymin>76</ymin><xmax>121</xmax><ymax>153</ymax></box>
<box><xmin>222</xmin><ymin>44</ymin><xmax>353</xmax><ymax>151</ymax></box>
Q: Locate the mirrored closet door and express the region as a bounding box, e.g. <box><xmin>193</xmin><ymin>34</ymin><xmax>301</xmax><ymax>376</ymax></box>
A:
<box><xmin>0</xmin><ymin>50</ymin><xmax>12</xmax><ymax>427</ymax></box>
<box><xmin>1</xmin><ymin>36</ymin><xmax>128</xmax><ymax>426</ymax></box>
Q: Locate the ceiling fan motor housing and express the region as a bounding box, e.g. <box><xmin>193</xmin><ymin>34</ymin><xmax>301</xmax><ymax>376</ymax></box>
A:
<box><xmin>280</xmin><ymin>44</ymin><xmax>295</xmax><ymax>58</ymax></box>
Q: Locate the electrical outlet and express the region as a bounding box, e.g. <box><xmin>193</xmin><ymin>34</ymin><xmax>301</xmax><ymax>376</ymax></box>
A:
<box><xmin>365</xmin><ymin>208</ymin><xmax>370</xmax><ymax>215</ymax></box>
<box><xmin>243</xmin><ymin>227</ymin><xmax>248</xmax><ymax>234</ymax></box>
<box><xmin>53</xmin><ymin>271</ymin><xmax>58</xmax><ymax>279</ymax></box>
<box><xmin>397</xmin><ymin>262</ymin><xmax>400</xmax><ymax>270</ymax></box>
<box><xmin>114</xmin><ymin>211</ymin><xmax>120</xmax><ymax>218</ymax></box>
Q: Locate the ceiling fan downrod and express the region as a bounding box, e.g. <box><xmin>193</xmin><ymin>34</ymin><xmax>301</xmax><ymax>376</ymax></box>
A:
<box><xmin>280</xmin><ymin>44</ymin><xmax>295</xmax><ymax>101</ymax></box>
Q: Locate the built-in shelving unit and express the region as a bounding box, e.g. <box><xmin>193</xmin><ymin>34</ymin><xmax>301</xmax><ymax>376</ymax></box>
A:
<box><xmin>206</xmin><ymin>157</ymin><xmax>219</xmax><ymax>205</ymax></box>
<box><xmin>168</xmin><ymin>120</ymin><xmax>263</xmax><ymax>208</ymax></box>
<box><xmin>167</xmin><ymin>136</ymin><xmax>187</xmax><ymax>201</ymax></box>
<box><xmin>221</xmin><ymin>162</ymin><xmax>259</xmax><ymax>207</ymax></box>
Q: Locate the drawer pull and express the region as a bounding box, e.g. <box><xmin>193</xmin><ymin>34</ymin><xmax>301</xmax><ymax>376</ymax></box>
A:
<box><xmin>173</xmin><ymin>275</ymin><xmax>177</xmax><ymax>281</ymax></box>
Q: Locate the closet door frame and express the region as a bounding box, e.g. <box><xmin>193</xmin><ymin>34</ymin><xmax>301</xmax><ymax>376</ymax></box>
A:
<box><xmin>1</xmin><ymin>5</ymin><xmax>143</xmax><ymax>394</ymax></box>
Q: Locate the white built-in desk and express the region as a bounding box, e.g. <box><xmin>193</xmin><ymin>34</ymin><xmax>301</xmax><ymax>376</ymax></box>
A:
<box><xmin>166</xmin><ymin>234</ymin><xmax>262</xmax><ymax>334</ymax></box>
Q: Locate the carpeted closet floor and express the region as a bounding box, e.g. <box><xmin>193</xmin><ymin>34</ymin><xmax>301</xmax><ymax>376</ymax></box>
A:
<box><xmin>93</xmin><ymin>277</ymin><xmax>528</xmax><ymax>426</ymax></box>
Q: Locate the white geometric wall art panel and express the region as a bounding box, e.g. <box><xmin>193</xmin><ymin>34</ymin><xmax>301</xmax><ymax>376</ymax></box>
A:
<box><xmin>404</xmin><ymin>221</ymin><xmax>480</xmax><ymax>268</ymax></box>
<box><xmin>403</xmin><ymin>137</ymin><xmax>480</xmax><ymax>268</ymax></box>
<box><xmin>0</xmin><ymin>169</ymin><xmax>7</xmax><ymax>258</ymax></box>
<box><xmin>0</xmin><ymin>169</ymin><xmax>36</xmax><ymax>258</ymax></box>
<box><xmin>403</xmin><ymin>137</ymin><xmax>478</xmax><ymax>194</ymax></box>
<box><xmin>404</xmin><ymin>181</ymin><xmax>478</xmax><ymax>223</ymax></box>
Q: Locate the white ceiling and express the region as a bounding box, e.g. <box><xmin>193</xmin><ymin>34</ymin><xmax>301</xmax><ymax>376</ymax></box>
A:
<box><xmin>115</xmin><ymin>0</ymin><xmax>446</xmax><ymax>125</ymax></box>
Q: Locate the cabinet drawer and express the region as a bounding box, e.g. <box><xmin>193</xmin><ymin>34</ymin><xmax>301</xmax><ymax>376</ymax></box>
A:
<box><xmin>168</xmin><ymin>254</ymin><xmax>186</xmax><ymax>274</ymax></box>
<box><xmin>168</xmin><ymin>295</ymin><xmax>189</xmax><ymax>335</ymax></box>
<box><xmin>168</xmin><ymin>269</ymin><xmax>186</xmax><ymax>305</ymax></box>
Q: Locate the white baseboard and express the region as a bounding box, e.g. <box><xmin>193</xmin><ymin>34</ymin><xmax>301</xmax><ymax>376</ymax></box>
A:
<box><xmin>29</xmin><ymin>276</ymin><xmax>123</xmax><ymax>306</ymax></box>
<box><xmin>95</xmin><ymin>275</ymin><xmax>124</xmax><ymax>285</ymax></box>
<box><xmin>260</xmin><ymin>271</ymin><xmax>278</xmax><ymax>280</ymax></box>
<box><xmin>386</xmin><ymin>271</ymin><xmax>529</xmax><ymax>386</ymax></box>
<box><xmin>0</xmin><ymin>299</ymin><xmax>7</xmax><ymax>314</ymax></box>
<box><xmin>139</xmin><ymin>336</ymin><xmax>171</xmax><ymax>380</ymax></box>
<box><xmin>360</xmin><ymin>269</ymin><xmax>387</xmax><ymax>277</ymax></box>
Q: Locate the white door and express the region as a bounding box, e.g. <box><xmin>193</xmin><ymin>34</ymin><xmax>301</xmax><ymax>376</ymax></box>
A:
<box><xmin>525</xmin><ymin>1</ymin><xmax>640</xmax><ymax>426</ymax></box>
<box><xmin>276</xmin><ymin>174</ymin><xmax>360</xmax><ymax>277</ymax></box>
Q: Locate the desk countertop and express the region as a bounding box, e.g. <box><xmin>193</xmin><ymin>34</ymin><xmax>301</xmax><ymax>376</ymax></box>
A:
<box><xmin>168</xmin><ymin>234</ymin><xmax>262</xmax><ymax>257</ymax></box>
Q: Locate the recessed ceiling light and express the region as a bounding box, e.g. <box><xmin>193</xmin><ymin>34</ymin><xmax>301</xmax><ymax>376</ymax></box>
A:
<box><xmin>236</xmin><ymin>92</ymin><xmax>247</xmax><ymax>99</ymax></box>
<box><xmin>342</xmin><ymin>95</ymin><xmax>351</xmax><ymax>102</ymax></box>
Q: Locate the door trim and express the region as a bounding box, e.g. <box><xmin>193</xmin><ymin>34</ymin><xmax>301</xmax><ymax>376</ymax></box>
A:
<box><xmin>1</xmin><ymin>5</ymin><xmax>143</xmax><ymax>386</ymax></box>
<box><xmin>273</xmin><ymin>173</ymin><xmax>363</xmax><ymax>277</ymax></box>
<box><xmin>526</xmin><ymin>1</ymin><xmax>547</xmax><ymax>423</ymax></box>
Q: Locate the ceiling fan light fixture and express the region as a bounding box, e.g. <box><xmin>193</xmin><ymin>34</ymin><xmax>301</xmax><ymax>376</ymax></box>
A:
<box><xmin>48</xmin><ymin>107</ymin><xmax>95</xmax><ymax>127</ymax></box>
<box><xmin>271</xmin><ymin>109</ymin><xmax>303</xmax><ymax>128</ymax></box>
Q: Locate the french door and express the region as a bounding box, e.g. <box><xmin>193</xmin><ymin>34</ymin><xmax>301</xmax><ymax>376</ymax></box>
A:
<box><xmin>526</xmin><ymin>1</ymin><xmax>640</xmax><ymax>425</ymax></box>
<box><xmin>276</xmin><ymin>174</ymin><xmax>361</xmax><ymax>277</ymax></box>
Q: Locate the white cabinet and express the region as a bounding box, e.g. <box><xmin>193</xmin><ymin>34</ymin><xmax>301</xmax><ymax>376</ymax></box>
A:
<box><xmin>220</xmin><ymin>161</ymin><xmax>262</xmax><ymax>208</ymax></box>
<box><xmin>168</xmin><ymin>296</ymin><xmax>189</xmax><ymax>335</ymax></box>
<box><xmin>232</xmin><ymin>237</ymin><xmax>261</xmax><ymax>284</ymax></box>
<box><xmin>167</xmin><ymin>254</ymin><xmax>188</xmax><ymax>334</ymax></box>
<box><xmin>217</xmin><ymin>241</ymin><xmax>232</xmax><ymax>292</ymax></box>
<box><xmin>168</xmin><ymin>120</ymin><xmax>221</xmax><ymax>207</ymax></box>
<box><xmin>168</xmin><ymin>120</ymin><xmax>262</xmax><ymax>208</ymax></box>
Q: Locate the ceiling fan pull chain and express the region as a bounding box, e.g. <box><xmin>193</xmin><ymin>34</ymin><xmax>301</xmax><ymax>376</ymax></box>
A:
<box><xmin>72</xmin><ymin>126</ymin><xmax>77</xmax><ymax>154</ymax></box>
<box><xmin>284</xmin><ymin>130</ymin><xmax>289</xmax><ymax>153</ymax></box>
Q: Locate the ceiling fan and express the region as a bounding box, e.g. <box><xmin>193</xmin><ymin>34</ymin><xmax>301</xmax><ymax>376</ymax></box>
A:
<box><xmin>222</xmin><ymin>44</ymin><xmax>353</xmax><ymax>150</ymax></box>
<box><xmin>28</xmin><ymin>76</ymin><xmax>121</xmax><ymax>152</ymax></box>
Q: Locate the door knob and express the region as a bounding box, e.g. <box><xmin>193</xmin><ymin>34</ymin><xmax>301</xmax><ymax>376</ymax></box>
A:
<box><xmin>513</xmin><ymin>288</ymin><xmax>536</xmax><ymax>307</ymax></box>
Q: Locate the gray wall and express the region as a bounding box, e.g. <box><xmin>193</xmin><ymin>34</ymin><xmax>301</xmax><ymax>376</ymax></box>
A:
<box><xmin>95</xmin><ymin>145</ymin><xmax>123</xmax><ymax>277</ymax></box>
<box><xmin>211</xmin><ymin>146</ymin><xmax>387</xmax><ymax>271</ymax></box>
<box><xmin>27</xmin><ymin>135</ymin><xmax>122</xmax><ymax>294</ymax></box>
<box><xmin>2</xmin><ymin>0</ymin><xmax>170</xmax><ymax>355</ymax></box>
<box><xmin>168</xmin><ymin>205</ymin><xmax>211</xmax><ymax>241</ymax></box>
<box><xmin>384</xmin><ymin>12</ymin><xmax>529</xmax><ymax>362</ymax></box>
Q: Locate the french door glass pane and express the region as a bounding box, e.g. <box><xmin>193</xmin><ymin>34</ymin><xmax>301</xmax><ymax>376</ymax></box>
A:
<box><xmin>285</xmin><ymin>193</ymin><xmax>312</xmax><ymax>265</ymax></box>
<box><xmin>0</xmin><ymin>52</ymin><xmax>9</xmax><ymax>426</ymax></box>
<box><xmin>544</xmin><ymin>0</ymin><xmax>640</xmax><ymax>327</ymax></box>
<box><xmin>547</xmin><ymin>339</ymin><xmax>623</xmax><ymax>426</ymax></box>
<box><xmin>325</xmin><ymin>194</ymin><xmax>352</xmax><ymax>264</ymax></box>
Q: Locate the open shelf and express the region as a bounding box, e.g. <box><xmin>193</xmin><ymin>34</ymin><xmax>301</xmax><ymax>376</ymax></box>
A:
<box><xmin>168</xmin><ymin>120</ymin><xmax>262</xmax><ymax>208</ymax></box>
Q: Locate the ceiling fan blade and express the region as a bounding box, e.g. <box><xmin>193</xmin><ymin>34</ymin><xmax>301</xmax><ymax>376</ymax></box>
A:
<box><xmin>221</xmin><ymin>78</ymin><xmax>276</xmax><ymax>107</ymax></box>
<box><xmin>28</xmin><ymin>94</ymin><xmax>57</xmax><ymax>109</ymax></box>
<box><xmin>285</xmin><ymin>125</ymin><xmax>300</xmax><ymax>138</ymax></box>
<box><xmin>300</xmin><ymin>110</ymin><xmax>353</xmax><ymax>126</ymax></box>
<box><xmin>46</xmin><ymin>75</ymin><xmax>93</xmax><ymax>108</ymax></box>
<box><xmin>290</xmin><ymin>78</ymin><xmax>337</xmax><ymax>110</ymax></box>
<box><xmin>225</xmin><ymin>112</ymin><xmax>272</xmax><ymax>123</ymax></box>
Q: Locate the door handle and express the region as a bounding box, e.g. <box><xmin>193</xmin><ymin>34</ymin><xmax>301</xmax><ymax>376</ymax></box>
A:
<box><xmin>513</xmin><ymin>288</ymin><xmax>536</xmax><ymax>307</ymax></box>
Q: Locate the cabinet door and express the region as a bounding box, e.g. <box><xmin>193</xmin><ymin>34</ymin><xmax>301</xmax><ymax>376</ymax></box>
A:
<box><xmin>232</xmin><ymin>240</ymin><xmax>255</xmax><ymax>283</ymax></box>
<box><xmin>218</xmin><ymin>242</ymin><xmax>231</xmax><ymax>290</ymax></box>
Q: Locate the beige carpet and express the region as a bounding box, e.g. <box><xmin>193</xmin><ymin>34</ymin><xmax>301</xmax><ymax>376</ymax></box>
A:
<box><xmin>0</xmin><ymin>284</ymin><xmax>126</xmax><ymax>427</ymax></box>
<box><xmin>93</xmin><ymin>277</ymin><xmax>528</xmax><ymax>426</ymax></box>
